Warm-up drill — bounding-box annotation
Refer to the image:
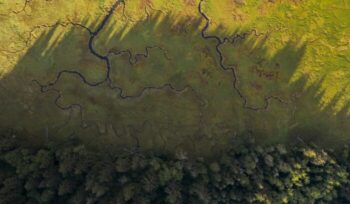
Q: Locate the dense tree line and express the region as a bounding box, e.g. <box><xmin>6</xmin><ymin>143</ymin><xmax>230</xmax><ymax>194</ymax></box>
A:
<box><xmin>1</xmin><ymin>133</ymin><xmax>350</xmax><ymax>204</ymax></box>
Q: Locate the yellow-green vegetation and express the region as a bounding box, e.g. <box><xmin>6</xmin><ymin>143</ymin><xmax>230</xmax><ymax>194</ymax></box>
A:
<box><xmin>0</xmin><ymin>0</ymin><xmax>349</xmax><ymax>155</ymax></box>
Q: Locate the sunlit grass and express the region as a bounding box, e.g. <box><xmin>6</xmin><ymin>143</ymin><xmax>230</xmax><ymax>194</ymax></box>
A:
<box><xmin>0</xmin><ymin>0</ymin><xmax>349</xmax><ymax>153</ymax></box>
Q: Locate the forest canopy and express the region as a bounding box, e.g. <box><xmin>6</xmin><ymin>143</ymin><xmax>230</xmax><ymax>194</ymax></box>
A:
<box><xmin>1</xmin><ymin>133</ymin><xmax>350</xmax><ymax>204</ymax></box>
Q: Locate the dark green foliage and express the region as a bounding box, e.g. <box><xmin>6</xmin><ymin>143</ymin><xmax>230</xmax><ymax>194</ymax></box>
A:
<box><xmin>0</xmin><ymin>134</ymin><xmax>350</xmax><ymax>203</ymax></box>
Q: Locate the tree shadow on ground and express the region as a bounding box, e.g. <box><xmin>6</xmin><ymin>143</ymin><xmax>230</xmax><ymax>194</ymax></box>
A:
<box><xmin>0</xmin><ymin>3</ymin><xmax>347</xmax><ymax>155</ymax></box>
<box><xmin>287</xmin><ymin>75</ymin><xmax>350</xmax><ymax>149</ymax></box>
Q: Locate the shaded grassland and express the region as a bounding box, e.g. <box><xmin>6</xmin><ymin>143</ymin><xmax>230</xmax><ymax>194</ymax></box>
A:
<box><xmin>0</xmin><ymin>0</ymin><xmax>349</xmax><ymax>156</ymax></box>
